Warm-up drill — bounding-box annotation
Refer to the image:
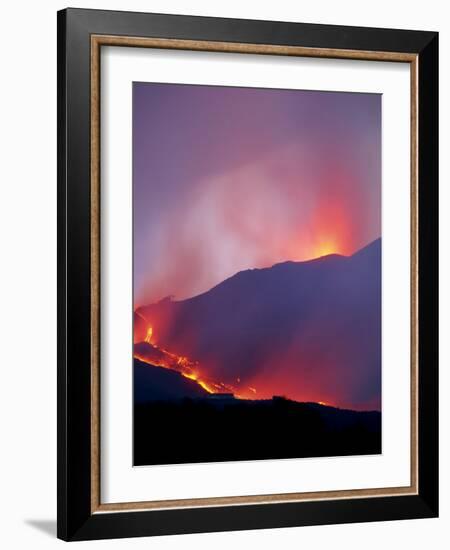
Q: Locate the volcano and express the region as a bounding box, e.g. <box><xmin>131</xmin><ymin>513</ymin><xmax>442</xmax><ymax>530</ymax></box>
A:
<box><xmin>135</xmin><ymin>239</ymin><xmax>381</xmax><ymax>411</ymax></box>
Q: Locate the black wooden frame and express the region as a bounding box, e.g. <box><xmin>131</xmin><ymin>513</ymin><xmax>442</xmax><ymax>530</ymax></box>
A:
<box><xmin>57</xmin><ymin>7</ymin><xmax>438</xmax><ymax>541</ymax></box>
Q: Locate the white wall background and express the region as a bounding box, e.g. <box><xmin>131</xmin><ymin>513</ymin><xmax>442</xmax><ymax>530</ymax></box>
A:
<box><xmin>0</xmin><ymin>1</ymin><xmax>446</xmax><ymax>548</ymax></box>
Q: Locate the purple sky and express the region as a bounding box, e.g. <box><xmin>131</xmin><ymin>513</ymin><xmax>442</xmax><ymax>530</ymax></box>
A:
<box><xmin>133</xmin><ymin>82</ymin><xmax>381</xmax><ymax>306</ymax></box>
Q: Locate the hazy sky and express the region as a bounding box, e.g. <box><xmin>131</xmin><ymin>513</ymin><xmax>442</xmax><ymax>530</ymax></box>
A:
<box><xmin>133</xmin><ymin>82</ymin><xmax>381</xmax><ymax>306</ymax></box>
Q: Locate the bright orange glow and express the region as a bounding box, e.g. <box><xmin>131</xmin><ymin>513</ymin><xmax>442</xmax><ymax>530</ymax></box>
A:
<box><xmin>134</xmin><ymin>320</ymin><xmax>261</xmax><ymax>399</ymax></box>
<box><xmin>144</xmin><ymin>326</ymin><xmax>153</xmax><ymax>343</ymax></box>
<box><xmin>313</xmin><ymin>239</ymin><xmax>340</xmax><ymax>258</ymax></box>
<box><xmin>197</xmin><ymin>380</ymin><xmax>215</xmax><ymax>393</ymax></box>
<box><xmin>134</xmin><ymin>308</ymin><xmax>345</xmax><ymax>407</ymax></box>
<box><xmin>285</xmin><ymin>188</ymin><xmax>359</xmax><ymax>262</ymax></box>
<box><xmin>182</xmin><ymin>371</ymin><xmax>198</xmax><ymax>381</ymax></box>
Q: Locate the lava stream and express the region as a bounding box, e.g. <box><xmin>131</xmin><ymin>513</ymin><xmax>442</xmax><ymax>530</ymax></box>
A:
<box><xmin>134</xmin><ymin>326</ymin><xmax>255</xmax><ymax>399</ymax></box>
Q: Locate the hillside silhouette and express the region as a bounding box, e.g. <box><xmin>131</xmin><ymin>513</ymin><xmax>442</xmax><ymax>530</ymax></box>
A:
<box><xmin>133</xmin><ymin>360</ymin><xmax>381</xmax><ymax>466</ymax></box>
<box><xmin>135</xmin><ymin>239</ymin><xmax>381</xmax><ymax>410</ymax></box>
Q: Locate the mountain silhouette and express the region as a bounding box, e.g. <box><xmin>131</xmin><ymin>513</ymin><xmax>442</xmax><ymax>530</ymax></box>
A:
<box><xmin>136</xmin><ymin>238</ymin><xmax>381</xmax><ymax>410</ymax></box>
<box><xmin>134</xmin><ymin>391</ymin><xmax>381</xmax><ymax>465</ymax></box>
<box><xmin>134</xmin><ymin>358</ymin><xmax>208</xmax><ymax>402</ymax></box>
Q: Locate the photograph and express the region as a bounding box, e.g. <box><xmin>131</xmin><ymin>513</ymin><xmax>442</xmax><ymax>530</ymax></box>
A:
<box><xmin>132</xmin><ymin>82</ymin><xmax>383</xmax><ymax>466</ymax></box>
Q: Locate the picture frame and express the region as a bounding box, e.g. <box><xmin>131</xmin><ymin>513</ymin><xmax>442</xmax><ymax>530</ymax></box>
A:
<box><xmin>57</xmin><ymin>7</ymin><xmax>438</xmax><ymax>541</ymax></box>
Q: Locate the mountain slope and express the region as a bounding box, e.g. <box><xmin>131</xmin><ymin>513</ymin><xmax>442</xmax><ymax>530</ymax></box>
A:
<box><xmin>136</xmin><ymin>239</ymin><xmax>381</xmax><ymax>410</ymax></box>
<box><xmin>134</xmin><ymin>396</ymin><xmax>381</xmax><ymax>465</ymax></box>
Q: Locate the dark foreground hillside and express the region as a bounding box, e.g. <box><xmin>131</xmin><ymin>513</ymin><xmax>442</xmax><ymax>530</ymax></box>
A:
<box><xmin>134</xmin><ymin>394</ymin><xmax>381</xmax><ymax>466</ymax></box>
<box><xmin>135</xmin><ymin>239</ymin><xmax>382</xmax><ymax>410</ymax></box>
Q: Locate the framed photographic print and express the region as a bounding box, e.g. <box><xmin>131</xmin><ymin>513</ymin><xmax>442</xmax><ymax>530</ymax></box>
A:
<box><xmin>57</xmin><ymin>8</ymin><xmax>438</xmax><ymax>541</ymax></box>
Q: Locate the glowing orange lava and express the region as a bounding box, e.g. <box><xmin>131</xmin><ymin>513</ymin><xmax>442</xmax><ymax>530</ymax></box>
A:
<box><xmin>144</xmin><ymin>326</ymin><xmax>153</xmax><ymax>343</ymax></box>
<box><xmin>286</xmin><ymin>194</ymin><xmax>357</xmax><ymax>262</ymax></box>
<box><xmin>134</xmin><ymin>322</ymin><xmax>254</xmax><ymax>399</ymax></box>
<box><xmin>134</xmin><ymin>319</ymin><xmax>335</xmax><ymax>407</ymax></box>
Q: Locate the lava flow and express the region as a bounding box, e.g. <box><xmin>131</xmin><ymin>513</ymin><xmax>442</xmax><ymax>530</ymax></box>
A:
<box><xmin>134</xmin><ymin>326</ymin><xmax>253</xmax><ymax>398</ymax></box>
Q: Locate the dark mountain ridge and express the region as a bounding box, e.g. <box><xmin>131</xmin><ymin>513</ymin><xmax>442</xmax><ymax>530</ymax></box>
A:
<box><xmin>136</xmin><ymin>239</ymin><xmax>381</xmax><ymax>410</ymax></box>
<box><xmin>134</xmin><ymin>360</ymin><xmax>381</xmax><ymax>466</ymax></box>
